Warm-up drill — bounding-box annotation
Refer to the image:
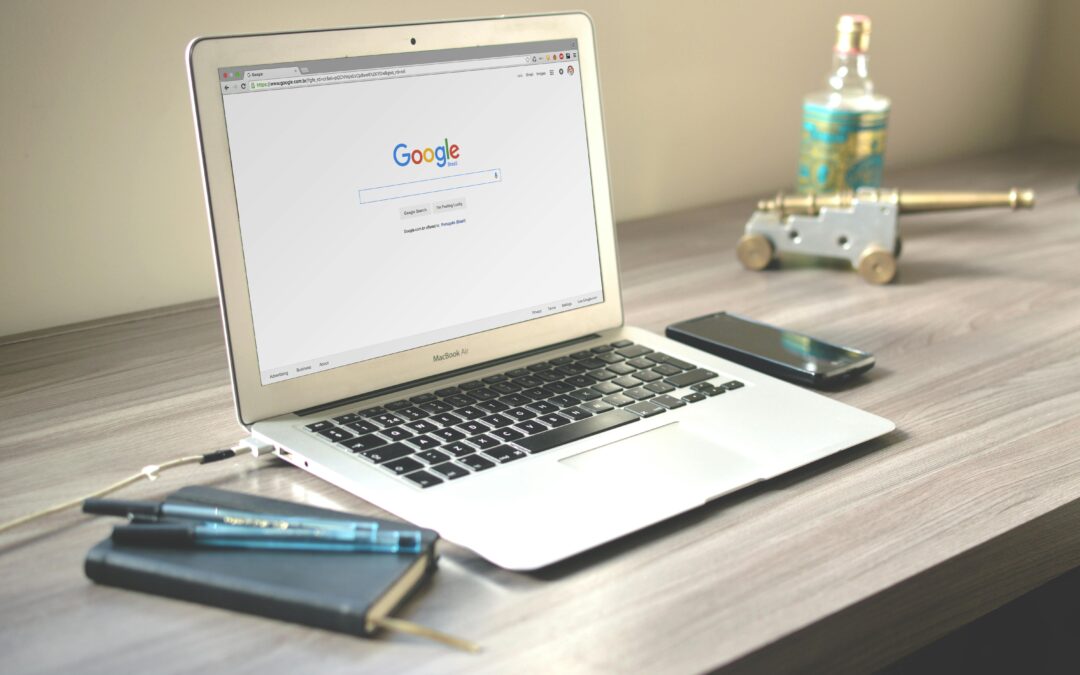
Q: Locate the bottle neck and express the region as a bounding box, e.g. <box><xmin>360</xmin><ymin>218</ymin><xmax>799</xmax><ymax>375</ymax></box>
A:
<box><xmin>827</xmin><ymin>51</ymin><xmax>874</xmax><ymax>95</ymax></box>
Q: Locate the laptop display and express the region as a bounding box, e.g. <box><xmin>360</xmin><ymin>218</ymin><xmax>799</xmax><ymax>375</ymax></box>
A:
<box><xmin>217</xmin><ymin>39</ymin><xmax>604</xmax><ymax>385</ymax></box>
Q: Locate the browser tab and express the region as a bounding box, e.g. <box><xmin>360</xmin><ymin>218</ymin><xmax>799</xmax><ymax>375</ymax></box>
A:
<box><xmin>244</xmin><ymin>67</ymin><xmax>301</xmax><ymax>80</ymax></box>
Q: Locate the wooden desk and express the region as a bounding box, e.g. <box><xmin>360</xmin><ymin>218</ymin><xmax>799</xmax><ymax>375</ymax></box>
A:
<box><xmin>2</xmin><ymin>145</ymin><xmax>1078</xmax><ymax>673</ymax></box>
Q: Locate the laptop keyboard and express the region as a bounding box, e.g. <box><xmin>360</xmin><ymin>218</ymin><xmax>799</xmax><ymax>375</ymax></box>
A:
<box><xmin>302</xmin><ymin>340</ymin><xmax>744</xmax><ymax>489</ymax></box>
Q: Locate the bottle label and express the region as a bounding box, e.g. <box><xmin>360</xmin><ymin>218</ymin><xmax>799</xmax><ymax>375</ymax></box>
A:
<box><xmin>798</xmin><ymin>103</ymin><xmax>888</xmax><ymax>193</ymax></box>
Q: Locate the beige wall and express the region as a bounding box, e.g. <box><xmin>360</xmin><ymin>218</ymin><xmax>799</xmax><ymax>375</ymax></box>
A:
<box><xmin>0</xmin><ymin>0</ymin><xmax>1072</xmax><ymax>337</ymax></box>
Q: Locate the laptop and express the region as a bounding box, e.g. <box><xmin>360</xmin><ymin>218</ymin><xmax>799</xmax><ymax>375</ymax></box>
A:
<box><xmin>187</xmin><ymin>13</ymin><xmax>894</xmax><ymax>570</ymax></box>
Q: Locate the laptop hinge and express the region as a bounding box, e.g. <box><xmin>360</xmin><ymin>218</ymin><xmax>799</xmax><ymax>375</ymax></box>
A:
<box><xmin>293</xmin><ymin>333</ymin><xmax>603</xmax><ymax>417</ymax></box>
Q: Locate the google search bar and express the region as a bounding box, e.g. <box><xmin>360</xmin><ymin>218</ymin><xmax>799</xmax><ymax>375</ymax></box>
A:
<box><xmin>358</xmin><ymin>169</ymin><xmax>502</xmax><ymax>204</ymax></box>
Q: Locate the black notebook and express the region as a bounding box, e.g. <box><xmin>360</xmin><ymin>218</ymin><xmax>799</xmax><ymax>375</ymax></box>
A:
<box><xmin>84</xmin><ymin>486</ymin><xmax>439</xmax><ymax>637</ymax></box>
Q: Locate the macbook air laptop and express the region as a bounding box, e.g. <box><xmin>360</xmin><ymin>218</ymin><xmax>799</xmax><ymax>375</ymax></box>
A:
<box><xmin>187</xmin><ymin>13</ymin><xmax>894</xmax><ymax>570</ymax></box>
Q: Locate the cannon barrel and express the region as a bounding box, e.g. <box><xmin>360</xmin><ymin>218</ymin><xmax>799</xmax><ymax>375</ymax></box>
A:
<box><xmin>758</xmin><ymin>188</ymin><xmax>1035</xmax><ymax>218</ymax></box>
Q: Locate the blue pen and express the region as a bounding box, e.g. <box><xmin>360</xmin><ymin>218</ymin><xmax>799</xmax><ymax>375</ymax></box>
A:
<box><xmin>84</xmin><ymin>498</ymin><xmax>378</xmax><ymax>535</ymax></box>
<box><xmin>111</xmin><ymin>521</ymin><xmax>424</xmax><ymax>554</ymax></box>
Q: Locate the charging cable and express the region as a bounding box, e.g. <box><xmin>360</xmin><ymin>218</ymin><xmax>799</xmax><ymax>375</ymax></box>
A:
<box><xmin>0</xmin><ymin>438</ymin><xmax>273</xmax><ymax>535</ymax></box>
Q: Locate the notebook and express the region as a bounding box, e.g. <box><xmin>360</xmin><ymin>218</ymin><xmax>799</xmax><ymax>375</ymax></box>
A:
<box><xmin>84</xmin><ymin>486</ymin><xmax>438</xmax><ymax>637</ymax></box>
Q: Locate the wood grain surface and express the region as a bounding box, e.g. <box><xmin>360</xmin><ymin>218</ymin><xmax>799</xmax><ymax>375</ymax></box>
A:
<box><xmin>1</xmin><ymin>145</ymin><xmax>1078</xmax><ymax>674</ymax></box>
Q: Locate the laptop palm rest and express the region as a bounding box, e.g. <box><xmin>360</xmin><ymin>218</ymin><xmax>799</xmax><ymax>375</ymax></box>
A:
<box><xmin>559</xmin><ymin>422</ymin><xmax>762</xmax><ymax>500</ymax></box>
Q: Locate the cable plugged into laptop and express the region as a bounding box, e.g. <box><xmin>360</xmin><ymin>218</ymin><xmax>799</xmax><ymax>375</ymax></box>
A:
<box><xmin>0</xmin><ymin>437</ymin><xmax>275</xmax><ymax>536</ymax></box>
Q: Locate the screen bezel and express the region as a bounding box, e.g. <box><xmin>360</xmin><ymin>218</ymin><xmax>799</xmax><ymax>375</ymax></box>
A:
<box><xmin>188</xmin><ymin>13</ymin><xmax>622</xmax><ymax>426</ymax></box>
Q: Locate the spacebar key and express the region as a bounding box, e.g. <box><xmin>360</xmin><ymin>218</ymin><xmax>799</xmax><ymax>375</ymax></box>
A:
<box><xmin>515</xmin><ymin>410</ymin><xmax>640</xmax><ymax>454</ymax></box>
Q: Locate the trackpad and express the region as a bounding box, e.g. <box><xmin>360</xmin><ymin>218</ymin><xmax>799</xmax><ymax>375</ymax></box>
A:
<box><xmin>559</xmin><ymin>422</ymin><xmax>762</xmax><ymax>499</ymax></box>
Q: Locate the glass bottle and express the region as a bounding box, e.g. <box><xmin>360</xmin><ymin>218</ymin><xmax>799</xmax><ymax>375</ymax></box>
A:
<box><xmin>797</xmin><ymin>15</ymin><xmax>890</xmax><ymax>194</ymax></box>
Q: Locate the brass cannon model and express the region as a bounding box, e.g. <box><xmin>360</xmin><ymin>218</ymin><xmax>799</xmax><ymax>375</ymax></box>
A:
<box><xmin>736</xmin><ymin>188</ymin><xmax>1035</xmax><ymax>283</ymax></box>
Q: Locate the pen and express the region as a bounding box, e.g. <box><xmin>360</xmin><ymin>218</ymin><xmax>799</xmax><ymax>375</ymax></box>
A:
<box><xmin>83</xmin><ymin>498</ymin><xmax>378</xmax><ymax>535</ymax></box>
<box><xmin>111</xmin><ymin>522</ymin><xmax>424</xmax><ymax>553</ymax></box>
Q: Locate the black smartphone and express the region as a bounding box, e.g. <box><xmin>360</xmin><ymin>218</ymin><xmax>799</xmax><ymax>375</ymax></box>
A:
<box><xmin>666</xmin><ymin>312</ymin><xmax>875</xmax><ymax>387</ymax></box>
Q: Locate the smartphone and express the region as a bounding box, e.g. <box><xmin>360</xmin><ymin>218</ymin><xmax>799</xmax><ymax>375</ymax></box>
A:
<box><xmin>666</xmin><ymin>312</ymin><xmax>875</xmax><ymax>387</ymax></box>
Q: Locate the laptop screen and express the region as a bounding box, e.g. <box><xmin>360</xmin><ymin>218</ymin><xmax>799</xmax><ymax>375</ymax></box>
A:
<box><xmin>217</xmin><ymin>40</ymin><xmax>604</xmax><ymax>385</ymax></box>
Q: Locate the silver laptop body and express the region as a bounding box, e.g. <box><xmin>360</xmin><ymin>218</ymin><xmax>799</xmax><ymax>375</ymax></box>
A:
<box><xmin>188</xmin><ymin>13</ymin><xmax>894</xmax><ymax>570</ymax></box>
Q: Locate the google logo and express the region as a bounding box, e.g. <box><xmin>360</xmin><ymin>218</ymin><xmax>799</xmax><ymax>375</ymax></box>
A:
<box><xmin>393</xmin><ymin>139</ymin><xmax>460</xmax><ymax>168</ymax></box>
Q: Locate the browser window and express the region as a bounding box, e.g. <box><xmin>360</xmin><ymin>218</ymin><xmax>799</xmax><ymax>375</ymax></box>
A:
<box><xmin>218</xmin><ymin>40</ymin><xmax>603</xmax><ymax>385</ymax></box>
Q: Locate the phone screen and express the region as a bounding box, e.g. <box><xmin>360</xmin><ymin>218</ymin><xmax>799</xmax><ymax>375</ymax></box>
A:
<box><xmin>675</xmin><ymin>313</ymin><xmax>870</xmax><ymax>374</ymax></box>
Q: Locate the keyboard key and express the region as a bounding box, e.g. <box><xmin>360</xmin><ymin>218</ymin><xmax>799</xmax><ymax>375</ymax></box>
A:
<box><xmin>555</xmin><ymin>363</ymin><xmax>587</xmax><ymax>376</ymax></box>
<box><xmin>571</xmin><ymin>388</ymin><xmax>603</xmax><ymax>401</ymax></box>
<box><xmin>626</xmin><ymin>357</ymin><xmax>654</xmax><ymax>369</ymax></box>
<box><xmin>454</xmin><ymin>405</ymin><xmax>487</xmax><ymax>420</ymax></box>
<box><xmin>470</xmin><ymin>388</ymin><xmax>500</xmax><ymax>401</ymax></box>
<box><xmin>408</xmin><ymin>393</ymin><xmax>437</xmax><ymax>404</ymax></box>
<box><xmin>459</xmin><ymin>380</ymin><xmax>485</xmax><ymax>390</ymax></box>
<box><xmin>482</xmin><ymin>374</ymin><xmax>508</xmax><ymax>384</ymax></box>
<box><xmin>515</xmin><ymin>410</ymin><xmax>640</xmax><ymax>454</ymax></box>
<box><xmin>523</xmin><ymin>386</ymin><xmax>550</xmax><ymax>401</ymax></box>
<box><xmin>564</xmin><ymin>375</ymin><xmax>595</xmax><ymax>388</ymax></box>
<box><xmin>403</xmin><ymin>470</ymin><xmax>443</xmax><ymax>488</ymax></box>
<box><xmin>459</xmin><ymin>454</ymin><xmax>496</xmax><ymax>471</ymax></box>
<box><xmin>549</xmin><ymin>356</ymin><xmax>574</xmax><ymax>366</ymax></box>
<box><xmin>481</xmin><ymin>413</ymin><xmax>515</xmax><ymax>428</ymax></box>
<box><xmin>515</xmin><ymin>420</ymin><xmax>549</xmax><ymax>435</ymax></box>
<box><xmin>483</xmin><ymin>446</ymin><xmax>527</xmax><ymax>463</ymax></box>
<box><xmin>398</xmin><ymin>406</ymin><xmax>428</xmax><ymax>421</ymax></box>
<box><xmin>625</xmin><ymin>401</ymin><xmax>665</xmax><ymax>417</ymax></box>
<box><xmin>537</xmin><ymin>413</ymin><xmax>572</xmax><ymax>427</ymax></box>
<box><xmin>577</xmin><ymin>357</ymin><xmax>607</xmax><ymax>370</ymax></box>
<box><xmin>476</xmin><ymin>399</ymin><xmax>510</xmax><ymax>413</ymax></box>
<box><xmin>544</xmin><ymin>381</ymin><xmax>576</xmax><ymax>395</ymax></box>
<box><xmin>506</xmin><ymin>407</ymin><xmax>536</xmax><ymax>422</ymax></box>
<box><xmin>420</xmin><ymin>400</ymin><xmax>454</xmax><ymax>414</ymax></box>
<box><xmin>570</xmin><ymin>350</ymin><xmax>592</xmax><ymax>359</ymax></box>
<box><xmin>591</xmin><ymin>344</ymin><xmax>614</xmax><ymax>353</ymax></box>
<box><xmin>612</xmin><ymin>375</ymin><xmax>643</xmax><ymax>389</ymax></box>
<box><xmin>499</xmin><ymin>393</ymin><xmax>532</xmax><ymax>407</ymax></box>
<box><xmin>444</xmin><ymin>394</ymin><xmax>477</xmax><ymax>408</ymax></box>
<box><xmin>431</xmin><ymin>412</ymin><xmax>464</xmax><ymax>426</ymax></box>
<box><xmin>623</xmin><ymin>388</ymin><xmax>655</xmax><ymax>401</ymax></box>
<box><xmin>305</xmin><ymin>420</ymin><xmax>335</xmax><ymax>432</ymax></box>
<box><xmin>342</xmin><ymin>434</ymin><xmax>388</xmax><ymax>452</ymax></box>
<box><xmin>430</xmin><ymin>462</ymin><xmax>469</xmax><ymax>480</ymax></box>
<box><xmin>691</xmin><ymin>382</ymin><xmax>726</xmax><ymax>396</ymax></box>
<box><xmin>665</xmin><ymin>369</ymin><xmax>718</xmax><ymax>388</ymax></box>
<box><xmin>596</xmin><ymin>352</ymin><xmax>625</xmax><ymax>364</ymax></box>
<box><xmin>607</xmin><ymin>362</ymin><xmax>637</xmax><ymax>376</ymax></box>
<box><xmin>360</xmin><ymin>442</ymin><xmax>413</xmax><ymax>464</ymax></box>
<box><xmin>682</xmin><ymin>392</ymin><xmax>707</xmax><ymax>403</ymax></box>
<box><xmin>652</xmin><ymin>394</ymin><xmax>687</xmax><ymax>409</ymax></box>
<box><xmin>316</xmin><ymin>427</ymin><xmax>354</xmax><ymax>443</ymax></box>
<box><xmin>644</xmin><ymin>353</ymin><xmax>673</xmax><ymax>364</ymax></box>
<box><xmin>533</xmin><ymin>370</ymin><xmax>560</xmax><ymax>384</ymax></box>
<box><xmin>434</xmin><ymin>386</ymin><xmax>462</xmax><ymax>397</ymax></box>
<box><xmin>525</xmin><ymin>400</ymin><xmax>559</xmax><ymax>414</ymax></box>
<box><xmin>579</xmin><ymin>400</ymin><xmax>614</xmax><ymax>414</ymax></box>
<box><xmin>644</xmin><ymin>381</ymin><xmax>676</xmax><ymax>394</ymax></box>
<box><xmin>332</xmin><ymin>413</ymin><xmax>362</xmax><ymax>425</ymax></box>
<box><xmin>527</xmin><ymin>362</ymin><xmax>551</xmax><ymax>372</ymax></box>
<box><xmin>358</xmin><ymin>406</ymin><xmax>386</xmax><ymax>418</ymax></box>
<box><xmin>560</xmin><ymin>406</ymin><xmax>593</xmax><ymax>421</ymax></box>
<box><xmin>384</xmin><ymin>399</ymin><xmax>412</xmax><ymax>411</ymax></box>
<box><xmin>468</xmin><ymin>434</ymin><xmax>501</xmax><ymax>450</ymax></box>
<box><xmin>588</xmin><ymin>369</ymin><xmax>617</xmax><ymax>381</ymax></box>
<box><xmin>591</xmin><ymin>381</ymin><xmax>622</xmax><ymax>395</ymax></box>
<box><xmin>616</xmin><ymin>345</ymin><xmax>653</xmax><ymax>358</ymax></box>
<box><xmin>416</xmin><ymin>449</ymin><xmax>451</xmax><ymax>465</ymax></box>
<box><xmin>506</xmin><ymin>368</ymin><xmax>530</xmax><ymax>378</ymax></box>
<box><xmin>610</xmin><ymin>339</ymin><xmax>633</xmax><ymax>348</ymax></box>
<box><xmin>458</xmin><ymin>420</ymin><xmax>492</xmax><ymax>436</ymax></box>
<box><xmin>603</xmin><ymin>394</ymin><xmax>636</xmax><ymax>407</ymax></box>
<box><xmin>383</xmin><ymin>456</ymin><xmax>424</xmax><ymax>475</ymax></box>
<box><xmin>379</xmin><ymin>426</ymin><xmax>414</xmax><ymax>442</ymax></box>
<box><xmin>488</xmin><ymin>382</ymin><xmax>520</xmax><ymax>396</ymax></box>
<box><xmin>665</xmin><ymin>356</ymin><xmax>697</xmax><ymax>370</ymax></box>
<box><xmin>634</xmin><ymin>370</ymin><xmax>663</xmax><ymax>383</ymax></box>
<box><xmin>512</xmin><ymin>375</ymin><xmax>544</xmax><ymax>389</ymax></box>
<box><xmin>492</xmin><ymin>427</ymin><xmax>525</xmax><ymax>442</ymax></box>
<box><xmin>345</xmin><ymin>420</ymin><xmax>379</xmax><ymax>435</ymax></box>
<box><xmin>373</xmin><ymin>413</ymin><xmax>405</xmax><ymax>427</ymax></box>
<box><xmin>404</xmin><ymin>419</ymin><xmax>438</xmax><ymax>434</ymax></box>
<box><xmin>406</xmin><ymin>434</ymin><xmax>441</xmax><ymax>451</ymax></box>
<box><xmin>652</xmin><ymin>363</ymin><xmax>683</xmax><ymax>377</ymax></box>
<box><xmin>723</xmin><ymin>380</ymin><xmax>745</xmax><ymax>390</ymax></box>
<box><xmin>549</xmin><ymin>394</ymin><xmax>580</xmax><ymax>408</ymax></box>
<box><xmin>441</xmin><ymin>441</ymin><xmax>475</xmax><ymax>457</ymax></box>
<box><xmin>432</xmin><ymin>427</ymin><xmax>467</xmax><ymax>443</ymax></box>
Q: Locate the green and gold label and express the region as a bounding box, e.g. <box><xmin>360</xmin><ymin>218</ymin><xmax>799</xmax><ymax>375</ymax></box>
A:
<box><xmin>797</xmin><ymin>104</ymin><xmax>888</xmax><ymax>194</ymax></box>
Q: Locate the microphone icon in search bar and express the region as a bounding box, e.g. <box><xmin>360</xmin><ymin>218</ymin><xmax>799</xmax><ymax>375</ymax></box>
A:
<box><xmin>358</xmin><ymin>169</ymin><xmax>502</xmax><ymax>204</ymax></box>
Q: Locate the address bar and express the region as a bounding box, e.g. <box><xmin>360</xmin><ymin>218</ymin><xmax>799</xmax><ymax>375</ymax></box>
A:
<box><xmin>248</xmin><ymin>55</ymin><xmax>541</xmax><ymax>92</ymax></box>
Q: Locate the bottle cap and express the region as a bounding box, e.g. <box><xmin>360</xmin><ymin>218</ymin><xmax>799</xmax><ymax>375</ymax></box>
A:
<box><xmin>835</xmin><ymin>14</ymin><xmax>871</xmax><ymax>54</ymax></box>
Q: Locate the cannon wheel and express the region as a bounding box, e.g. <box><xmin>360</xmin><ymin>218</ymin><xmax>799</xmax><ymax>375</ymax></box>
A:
<box><xmin>736</xmin><ymin>234</ymin><xmax>775</xmax><ymax>271</ymax></box>
<box><xmin>857</xmin><ymin>245</ymin><xmax>897</xmax><ymax>284</ymax></box>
